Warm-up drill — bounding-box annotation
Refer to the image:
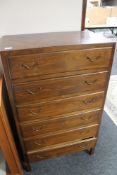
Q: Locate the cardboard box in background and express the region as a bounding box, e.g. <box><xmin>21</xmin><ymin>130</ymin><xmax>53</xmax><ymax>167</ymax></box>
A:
<box><xmin>111</xmin><ymin>7</ymin><xmax>117</xmax><ymax>17</ymax></box>
<box><xmin>86</xmin><ymin>7</ymin><xmax>117</xmax><ymax>27</ymax></box>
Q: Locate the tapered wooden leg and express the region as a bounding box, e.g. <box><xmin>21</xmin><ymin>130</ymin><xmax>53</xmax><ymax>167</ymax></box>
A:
<box><xmin>88</xmin><ymin>148</ymin><xmax>95</xmax><ymax>155</ymax></box>
<box><xmin>22</xmin><ymin>161</ymin><xmax>32</xmax><ymax>172</ymax></box>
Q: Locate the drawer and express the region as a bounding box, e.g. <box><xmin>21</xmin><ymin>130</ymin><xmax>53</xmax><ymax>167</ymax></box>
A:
<box><xmin>8</xmin><ymin>48</ymin><xmax>112</xmax><ymax>80</ymax></box>
<box><xmin>13</xmin><ymin>71</ymin><xmax>108</xmax><ymax>105</ymax></box>
<box><xmin>20</xmin><ymin>109</ymin><xmax>101</xmax><ymax>138</ymax></box>
<box><xmin>17</xmin><ymin>92</ymin><xmax>104</xmax><ymax>123</ymax></box>
<box><xmin>24</xmin><ymin>125</ymin><xmax>98</xmax><ymax>152</ymax></box>
<box><xmin>28</xmin><ymin>138</ymin><xmax>96</xmax><ymax>162</ymax></box>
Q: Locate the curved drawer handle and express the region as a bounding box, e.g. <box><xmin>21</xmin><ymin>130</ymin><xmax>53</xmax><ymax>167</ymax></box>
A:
<box><xmin>21</xmin><ymin>64</ymin><xmax>30</xmax><ymax>70</ymax></box>
<box><xmin>36</xmin><ymin>155</ymin><xmax>45</xmax><ymax>159</ymax></box>
<box><xmin>34</xmin><ymin>141</ymin><xmax>41</xmax><ymax>146</ymax></box>
<box><xmin>30</xmin><ymin>107</ymin><xmax>41</xmax><ymax>117</ymax></box>
<box><xmin>86</xmin><ymin>56</ymin><xmax>101</xmax><ymax>63</ymax></box>
<box><xmin>84</xmin><ymin>79</ymin><xmax>97</xmax><ymax>85</ymax></box>
<box><xmin>26</xmin><ymin>90</ymin><xmax>36</xmax><ymax>95</ymax></box>
<box><xmin>79</xmin><ymin>144</ymin><xmax>89</xmax><ymax>149</ymax></box>
<box><xmin>30</xmin><ymin>111</ymin><xmax>38</xmax><ymax>116</ymax></box>
<box><xmin>32</xmin><ymin>124</ymin><xmax>44</xmax><ymax>132</ymax></box>
<box><xmin>32</xmin><ymin>127</ymin><xmax>40</xmax><ymax>132</ymax></box>
<box><xmin>82</xmin><ymin>98</ymin><xmax>95</xmax><ymax>105</ymax></box>
<box><xmin>32</xmin><ymin>127</ymin><xmax>42</xmax><ymax>132</ymax></box>
<box><xmin>86</xmin><ymin>56</ymin><xmax>94</xmax><ymax>63</ymax></box>
<box><xmin>26</xmin><ymin>87</ymin><xmax>42</xmax><ymax>95</ymax></box>
<box><xmin>21</xmin><ymin>62</ymin><xmax>38</xmax><ymax>70</ymax></box>
<box><xmin>82</xmin><ymin>117</ymin><xmax>90</xmax><ymax>121</ymax></box>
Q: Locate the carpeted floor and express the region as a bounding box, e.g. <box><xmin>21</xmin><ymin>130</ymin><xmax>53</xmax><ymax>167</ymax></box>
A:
<box><xmin>24</xmin><ymin>112</ymin><xmax>117</xmax><ymax>175</ymax></box>
<box><xmin>0</xmin><ymin>152</ymin><xmax>5</xmax><ymax>175</ymax></box>
<box><xmin>104</xmin><ymin>75</ymin><xmax>117</xmax><ymax>125</ymax></box>
<box><xmin>104</xmin><ymin>46</ymin><xmax>117</xmax><ymax>123</ymax></box>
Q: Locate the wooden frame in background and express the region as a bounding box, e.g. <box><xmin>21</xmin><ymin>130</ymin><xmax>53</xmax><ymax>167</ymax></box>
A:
<box><xmin>0</xmin><ymin>78</ymin><xmax>23</xmax><ymax>175</ymax></box>
<box><xmin>81</xmin><ymin>0</ymin><xmax>87</xmax><ymax>30</ymax></box>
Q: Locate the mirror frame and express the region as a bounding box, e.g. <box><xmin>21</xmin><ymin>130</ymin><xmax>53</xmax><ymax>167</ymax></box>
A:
<box><xmin>81</xmin><ymin>0</ymin><xmax>87</xmax><ymax>30</ymax></box>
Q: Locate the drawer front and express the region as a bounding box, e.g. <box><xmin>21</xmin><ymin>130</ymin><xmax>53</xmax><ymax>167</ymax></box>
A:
<box><xmin>13</xmin><ymin>72</ymin><xmax>108</xmax><ymax>105</ymax></box>
<box><xmin>8</xmin><ymin>48</ymin><xmax>112</xmax><ymax>80</ymax></box>
<box><xmin>28</xmin><ymin>138</ymin><xmax>96</xmax><ymax>162</ymax></box>
<box><xmin>24</xmin><ymin>125</ymin><xmax>98</xmax><ymax>152</ymax></box>
<box><xmin>17</xmin><ymin>92</ymin><xmax>104</xmax><ymax>123</ymax></box>
<box><xmin>20</xmin><ymin>109</ymin><xmax>101</xmax><ymax>138</ymax></box>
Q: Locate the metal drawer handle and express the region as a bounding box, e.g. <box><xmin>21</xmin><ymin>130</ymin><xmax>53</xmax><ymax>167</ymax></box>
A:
<box><xmin>21</xmin><ymin>62</ymin><xmax>38</xmax><ymax>70</ymax></box>
<box><xmin>30</xmin><ymin>111</ymin><xmax>38</xmax><ymax>116</ymax></box>
<box><xmin>82</xmin><ymin>117</ymin><xmax>89</xmax><ymax>121</ymax></box>
<box><xmin>36</xmin><ymin>155</ymin><xmax>45</xmax><ymax>159</ymax></box>
<box><xmin>79</xmin><ymin>144</ymin><xmax>89</xmax><ymax>149</ymax></box>
<box><xmin>30</xmin><ymin>107</ymin><xmax>41</xmax><ymax>117</ymax></box>
<box><xmin>26</xmin><ymin>87</ymin><xmax>42</xmax><ymax>95</ymax></box>
<box><xmin>84</xmin><ymin>79</ymin><xmax>97</xmax><ymax>85</ymax></box>
<box><xmin>26</xmin><ymin>90</ymin><xmax>36</xmax><ymax>95</ymax></box>
<box><xmin>86</xmin><ymin>56</ymin><xmax>101</xmax><ymax>63</ymax></box>
<box><xmin>21</xmin><ymin>64</ymin><xmax>30</xmax><ymax>70</ymax></box>
<box><xmin>32</xmin><ymin>127</ymin><xmax>41</xmax><ymax>132</ymax></box>
<box><xmin>82</xmin><ymin>98</ymin><xmax>95</xmax><ymax>105</ymax></box>
<box><xmin>32</xmin><ymin>124</ymin><xmax>44</xmax><ymax>132</ymax></box>
<box><xmin>34</xmin><ymin>141</ymin><xmax>41</xmax><ymax>146</ymax></box>
<box><xmin>86</xmin><ymin>56</ymin><xmax>94</xmax><ymax>62</ymax></box>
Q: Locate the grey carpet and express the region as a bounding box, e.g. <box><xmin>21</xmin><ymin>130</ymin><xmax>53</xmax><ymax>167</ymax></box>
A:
<box><xmin>24</xmin><ymin>112</ymin><xmax>117</xmax><ymax>175</ymax></box>
<box><xmin>111</xmin><ymin>48</ymin><xmax>117</xmax><ymax>75</ymax></box>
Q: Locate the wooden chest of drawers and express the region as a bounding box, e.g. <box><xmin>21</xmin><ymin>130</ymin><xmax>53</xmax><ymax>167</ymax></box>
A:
<box><xmin>0</xmin><ymin>31</ymin><xmax>115</xmax><ymax>170</ymax></box>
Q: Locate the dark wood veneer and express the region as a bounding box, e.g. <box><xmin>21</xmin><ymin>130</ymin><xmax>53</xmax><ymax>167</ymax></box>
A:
<box><xmin>28</xmin><ymin>138</ymin><xmax>97</xmax><ymax>162</ymax></box>
<box><xmin>17</xmin><ymin>92</ymin><xmax>104</xmax><ymax>122</ymax></box>
<box><xmin>0</xmin><ymin>31</ymin><xmax>116</xmax><ymax>170</ymax></box>
<box><xmin>24</xmin><ymin>125</ymin><xmax>98</xmax><ymax>152</ymax></box>
<box><xmin>13</xmin><ymin>71</ymin><xmax>108</xmax><ymax>105</ymax></box>
<box><xmin>8</xmin><ymin>48</ymin><xmax>112</xmax><ymax>80</ymax></box>
<box><xmin>20</xmin><ymin>109</ymin><xmax>101</xmax><ymax>138</ymax></box>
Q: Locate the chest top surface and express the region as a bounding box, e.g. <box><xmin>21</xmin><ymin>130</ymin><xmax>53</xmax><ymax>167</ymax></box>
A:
<box><xmin>0</xmin><ymin>31</ymin><xmax>116</xmax><ymax>55</ymax></box>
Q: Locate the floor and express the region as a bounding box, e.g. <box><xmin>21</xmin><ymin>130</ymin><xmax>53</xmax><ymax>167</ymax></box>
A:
<box><xmin>104</xmin><ymin>75</ymin><xmax>117</xmax><ymax>125</ymax></box>
<box><xmin>104</xmin><ymin>45</ymin><xmax>117</xmax><ymax>124</ymax></box>
<box><xmin>0</xmin><ymin>152</ymin><xmax>5</xmax><ymax>175</ymax></box>
<box><xmin>111</xmin><ymin>45</ymin><xmax>117</xmax><ymax>75</ymax></box>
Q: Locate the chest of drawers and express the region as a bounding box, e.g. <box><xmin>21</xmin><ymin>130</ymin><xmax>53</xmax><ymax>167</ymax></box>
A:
<box><xmin>0</xmin><ymin>31</ymin><xmax>115</xmax><ymax>170</ymax></box>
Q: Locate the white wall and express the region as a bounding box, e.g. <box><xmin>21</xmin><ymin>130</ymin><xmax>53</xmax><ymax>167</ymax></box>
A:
<box><xmin>0</xmin><ymin>0</ymin><xmax>83</xmax><ymax>37</ymax></box>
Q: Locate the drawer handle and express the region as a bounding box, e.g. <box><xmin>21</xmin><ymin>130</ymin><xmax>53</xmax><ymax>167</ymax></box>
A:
<box><xmin>34</xmin><ymin>141</ymin><xmax>41</xmax><ymax>146</ymax></box>
<box><xmin>84</xmin><ymin>80</ymin><xmax>97</xmax><ymax>85</ymax></box>
<box><xmin>30</xmin><ymin>108</ymin><xmax>41</xmax><ymax>116</ymax></box>
<box><xmin>86</xmin><ymin>56</ymin><xmax>101</xmax><ymax>63</ymax></box>
<box><xmin>26</xmin><ymin>90</ymin><xmax>36</xmax><ymax>95</ymax></box>
<box><xmin>32</xmin><ymin>127</ymin><xmax>41</xmax><ymax>132</ymax></box>
<box><xmin>82</xmin><ymin>98</ymin><xmax>95</xmax><ymax>105</ymax></box>
<box><xmin>36</xmin><ymin>155</ymin><xmax>45</xmax><ymax>159</ymax></box>
<box><xmin>32</xmin><ymin>124</ymin><xmax>44</xmax><ymax>132</ymax></box>
<box><xmin>30</xmin><ymin>111</ymin><xmax>38</xmax><ymax>116</ymax></box>
<box><xmin>21</xmin><ymin>62</ymin><xmax>38</xmax><ymax>70</ymax></box>
<box><xmin>21</xmin><ymin>64</ymin><xmax>30</xmax><ymax>70</ymax></box>
<box><xmin>82</xmin><ymin>117</ymin><xmax>89</xmax><ymax>121</ymax></box>
<box><xmin>26</xmin><ymin>87</ymin><xmax>42</xmax><ymax>95</ymax></box>
<box><xmin>79</xmin><ymin>144</ymin><xmax>89</xmax><ymax>149</ymax></box>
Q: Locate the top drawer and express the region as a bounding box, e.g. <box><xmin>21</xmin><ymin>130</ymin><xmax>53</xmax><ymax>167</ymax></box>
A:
<box><xmin>8</xmin><ymin>48</ymin><xmax>112</xmax><ymax>80</ymax></box>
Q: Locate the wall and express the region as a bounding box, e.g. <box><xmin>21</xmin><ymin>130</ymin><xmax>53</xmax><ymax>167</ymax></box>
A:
<box><xmin>0</xmin><ymin>0</ymin><xmax>83</xmax><ymax>37</ymax></box>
